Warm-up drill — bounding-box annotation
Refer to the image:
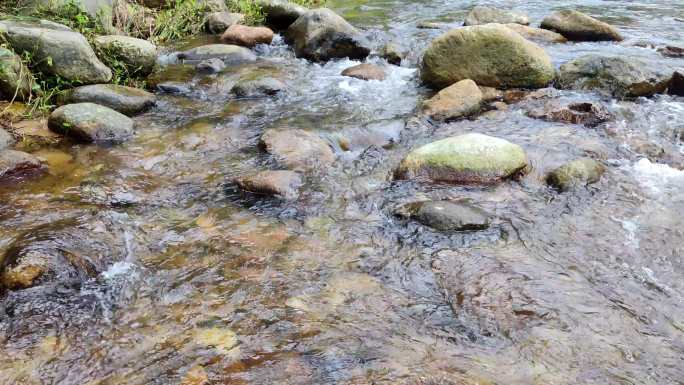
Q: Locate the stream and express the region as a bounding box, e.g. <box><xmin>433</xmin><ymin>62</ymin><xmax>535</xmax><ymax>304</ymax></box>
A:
<box><xmin>1</xmin><ymin>0</ymin><xmax>684</xmax><ymax>384</ymax></box>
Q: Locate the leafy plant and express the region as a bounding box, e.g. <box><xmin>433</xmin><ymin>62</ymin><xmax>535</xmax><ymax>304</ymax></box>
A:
<box><xmin>152</xmin><ymin>0</ymin><xmax>210</xmax><ymax>43</ymax></box>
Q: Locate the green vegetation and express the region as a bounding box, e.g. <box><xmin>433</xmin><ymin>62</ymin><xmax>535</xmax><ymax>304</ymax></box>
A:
<box><xmin>153</xmin><ymin>0</ymin><xmax>210</xmax><ymax>43</ymax></box>
<box><xmin>227</xmin><ymin>0</ymin><xmax>265</xmax><ymax>25</ymax></box>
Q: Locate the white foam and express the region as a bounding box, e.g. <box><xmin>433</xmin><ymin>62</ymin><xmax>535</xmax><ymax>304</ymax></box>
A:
<box><xmin>632</xmin><ymin>158</ymin><xmax>684</xmax><ymax>195</ymax></box>
<box><xmin>101</xmin><ymin>261</ymin><xmax>135</xmax><ymax>280</ymax></box>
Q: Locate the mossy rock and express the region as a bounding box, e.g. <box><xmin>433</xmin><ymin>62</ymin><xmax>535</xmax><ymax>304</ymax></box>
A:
<box><xmin>0</xmin><ymin>47</ymin><xmax>35</xmax><ymax>102</ymax></box>
<box><xmin>93</xmin><ymin>35</ymin><xmax>157</xmax><ymax>77</ymax></box>
<box><xmin>59</xmin><ymin>84</ymin><xmax>156</xmax><ymax>116</ymax></box>
<box><xmin>48</xmin><ymin>102</ymin><xmax>134</xmax><ymax>144</ymax></box>
<box><xmin>396</xmin><ymin>133</ymin><xmax>528</xmax><ymax>184</ymax></box>
<box><xmin>420</xmin><ymin>24</ymin><xmax>555</xmax><ymax>89</ymax></box>
<box><xmin>463</xmin><ymin>6</ymin><xmax>529</xmax><ymax>26</ymax></box>
<box><xmin>547</xmin><ymin>158</ymin><xmax>605</xmax><ymax>191</ymax></box>
<box><xmin>540</xmin><ymin>10</ymin><xmax>623</xmax><ymax>41</ymax></box>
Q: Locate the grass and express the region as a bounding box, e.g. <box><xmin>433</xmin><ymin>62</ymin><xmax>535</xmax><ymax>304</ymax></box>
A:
<box><xmin>152</xmin><ymin>0</ymin><xmax>211</xmax><ymax>43</ymax></box>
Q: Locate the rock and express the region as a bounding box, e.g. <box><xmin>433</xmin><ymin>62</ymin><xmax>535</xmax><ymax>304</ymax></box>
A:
<box><xmin>464</xmin><ymin>6</ymin><xmax>529</xmax><ymax>26</ymax></box>
<box><xmin>285</xmin><ymin>8</ymin><xmax>371</xmax><ymax>62</ymax></box>
<box><xmin>197</xmin><ymin>58</ymin><xmax>226</xmax><ymax>74</ymax></box>
<box><xmin>341</xmin><ymin>63</ymin><xmax>386</xmax><ymax>81</ymax></box>
<box><xmin>422</xmin><ymin>79</ymin><xmax>483</xmax><ymax>121</ymax></box>
<box><xmin>255</xmin><ymin>0</ymin><xmax>307</xmax><ymax>29</ymax></box>
<box><xmin>221</xmin><ymin>24</ymin><xmax>274</xmax><ymax>47</ymax></box>
<box><xmin>0</xmin><ymin>150</ymin><xmax>45</xmax><ymax>181</ymax></box>
<box><xmin>491</xmin><ymin>101</ymin><xmax>508</xmax><ymax>111</ymax></box>
<box><xmin>93</xmin><ymin>35</ymin><xmax>157</xmax><ymax>77</ymax></box>
<box><xmin>479</xmin><ymin>86</ymin><xmax>503</xmax><ymax>102</ymax></box>
<box><xmin>398</xmin><ymin>200</ymin><xmax>491</xmax><ymax>232</ymax></box>
<box><xmin>0</xmin><ymin>20</ymin><xmax>111</xmax><ymax>84</ymax></box>
<box><xmin>60</xmin><ymin>84</ymin><xmax>155</xmax><ymax>116</ymax></box>
<box><xmin>156</xmin><ymin>82</ymin><xmax>191</xmax><ymax>94</ymax></box>
<box><xmin>395</xmin><ymin>133</ymin><xmax>528</xmax><ymax>184</ymax></box>
<box><xmin>206</xmin><ymin>12</ymin><xmax>245</xmax><ymax>34</ymax></box>
<box><xmin>503</xmin><ymin>87</ymin><xmax>559</xmax><ymax>104</ymax></box>
<box><xmin>0</xmin><ymin>128</ymin><xmax>14</xmax><ymax>150</ymax></box>
<box><xmin>177</xmin><ymin>44</ymin><xmax>257</xmax><ymax>65</ymax></box>
<box><xmin>48</xmin><ymin>103</ymin><xmax>134</xmax><ymax>144</ymax></box>
<box><xmin>260</xmin><ymin>128</ymin><xmax>334</xmax><ymax>171</ymax></box>
<box><xmin>417</xmin><ymin>21</ymin><xmax>450</xmax><ymax>29</ymax></box>
<box><xmin>380</xmin><ymin>42</ymin><xmax>404</xmax><ymax>65</ymax></box>
<box><xmin>547</xmin><ymin>158</ymin><xmax>605</xmax><ymax>191</ymax></box>
<box><xmin>658</xmin><ymin>45</ymin><xmax>684</xmax><ymax>58</ymax></box>
<box><xmin>670</xmin><ymin>70</ymin><xmax>684</xmax><ymax>96</ymax></box>
<box><xmin>502</xmin><ymin>23</ymin><xmax>567</xmax><ymax>43</ymax></box>
<box><xmin>231</xmin><ymin>77</ymin><xmax>286</xmax><ymax>98</ymax></box>
<box><xmin>540</xmin><ymin>10</ymin><xmax>623</xmax><ymax>41</ymax></box>
<box><xmin>236</xmin><ymin>170</ymin><xmax>302</xmax><ymax>200</ymax></box>
<box><xmin>0</xmin><ymin>47</ymin><xmax>34</xmax><ymax>101</ymax></box>
<box><xmin>557</xmin><ymin>55</ymin><xmax>671</xmax><ymax>98</ymax></box>
<box><xmin>420</xmin><ymin>24</ymin><xmax>555</xmax><ymax>89</ymax></box>
<box><xmin>526</xmin><ymin>100</ymin><xmax>613</xmax><ymax>127</ymax></box>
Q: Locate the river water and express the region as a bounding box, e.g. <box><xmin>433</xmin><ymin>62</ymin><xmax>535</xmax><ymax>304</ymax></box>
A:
<box><xmin>1</xmin><ymin>1</ymin><xmax>684</xmax><ymax>384</ymax></box>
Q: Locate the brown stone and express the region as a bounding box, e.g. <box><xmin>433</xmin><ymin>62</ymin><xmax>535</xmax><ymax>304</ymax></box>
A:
<box><xmin>259</xmin><ymin>128</ymin><xmax>335</xmax><ymax>171</ymax></box>
<box><xmin>221</xmin><ymin>24</ymin><xmax>274</xmax><ymax>48</ymax></box>
<box><xmin>236</xmin><ymin>170</ymin><xmax>302</xmax><ymax>200</ymax></box>
<box><xmin>341</xmin><ymin>63</ymin><xmax>386</xmax><ymax>81</ymax></box>
<box><xmin>527</xmin><ymin>100</ymin><xmax>614</xmax><ymax>127</ymax></box>
<box><xmin>422</xmin><ymin>79</ymin><xmax>483</xmax><ymax>121</ymax></box>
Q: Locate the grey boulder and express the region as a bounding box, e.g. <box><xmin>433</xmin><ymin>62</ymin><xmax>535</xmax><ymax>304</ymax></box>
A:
<box><xmin>60</xmin><ymin>84</ymin><xmax>156</xmax><ymax>116</ymax></box>
<box><xmin>48</xmin><ymin>103</ymin><xmax>134</xmax><ymax>144</ymax></box>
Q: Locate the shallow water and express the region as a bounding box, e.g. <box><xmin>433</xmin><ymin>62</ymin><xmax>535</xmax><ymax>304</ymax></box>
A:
<box><xmin>1</xmin><ymin>1</ymin><xmax>684</xmax><ymax>384</ymax></box>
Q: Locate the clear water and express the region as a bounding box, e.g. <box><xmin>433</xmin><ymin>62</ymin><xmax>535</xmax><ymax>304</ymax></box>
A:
<box><xmin>1</xmin><ymin>1</ymin><xmax>683</xmax><ymax>384</ymax></box>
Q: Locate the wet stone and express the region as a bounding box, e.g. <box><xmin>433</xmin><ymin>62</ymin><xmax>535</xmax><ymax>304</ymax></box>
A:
<box><xmin>540</xmin><ymin>10</ymin><xmax>623</xmax><ymax>41</ymax></box>
<box><xmin>0</xmin><ymin>149</ymin><xmax>45</xmax><ymax>181</ymax></box>
<box><xmin>463</xmin><ymin>6</ymin><xmax>529</xmax><ymax>26</ymax></box>
<box><xmin>60</xmin><ymin>84</ymin><xmax>156</xmax><ymax>116</ymax></box>
<box><xmin>503</xmin><ymin>24</ymin><xmax>567</xmax><ymax>43</ymax></box>
<box><xmin>670</xmin><ymin>70</ymin><xmax>684</xmax><ymax>96</ymax></box>
<box><xmin>0</xmin><ymin>127</ymin><xmax>14</xmax><ymax>150</ymax></box>
<box><xmin>221</xmin><ymin>24</ymin><xmax>274</xmax><ymax>48</ymax></box>
<box><xmin>397</xmin><ymin>200</ymin><xmax>491</xmax><ymax>232</ymax></box>
<box><xmin>230</xmin><ymin>77</ymin><xmax>286</xmax><ymax>98</ymax></box>
<box><xmin>196</xmin><ymin>58</ymin><xmax>227</xmax><ymax>74</ymax></box>
<box><xmin>177</xmin><ymin>44</ymin><xmax>257</xmax><ymax>65</ymax></box>
<box><xmin>526</xmin><ymin>99</ymin><xmax>614</xmax><ymax>127</ymax></box>
<box><xmin>422</xmin><ymin>79</ymin><xmax>483</xmax><ymax>121</ymax></box>
<box><xmin>341</xmin><ymin>63</ymin><xmax>386</xmax><ymax>81</ymax></box>
<box><xmin>48</xmin><ymin>103</ymin><xmax>134</xmax><ymax>144</ymax></box>
<box><xmin>236</xmin><ymin>170</ymin><xmax>302</xmax><ymax>200</ymax></box>
<box><xmin>547</xmin><ymin>158</ymin><xmax>605</xmax><ymax>192</ymax></box>
<box><xmin>259</xmin><ymin>128</ymin><xmax>335</xmax><ymax>171</ymax></box>
<box><xmin>206</xmin><ymin>12</ymin><xmax>245</xmax><ymax>34</ymax></box>
<box><xmin>380</xmin><ymin>42</ymin><xmax>404</xmax><ymax>65</ymax></box>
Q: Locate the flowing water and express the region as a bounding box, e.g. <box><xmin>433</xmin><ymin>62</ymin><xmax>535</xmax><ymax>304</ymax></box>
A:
<box><xmin>1</xmin><ymin>1</ymin><xmax>684</xmax><ymax>384</ymax></box>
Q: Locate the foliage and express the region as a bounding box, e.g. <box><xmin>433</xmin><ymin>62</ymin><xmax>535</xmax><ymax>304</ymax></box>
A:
<box><xmin>152</xmin><ymin>0</ymin><xmax>210</xmax><ymax>43</ymax></box>
<box><xmin>112</xmin><ymin>0</ymin><xmax>156</xmax><ymax>39</ymax></box>
<box><xmin>30</xmin><ymin>0</ymin><xmax>105</xmax><ymax>37</ymax></box>
<box><xmin>227</xmin><ymin>0</ymin><xmax>265</xmax><ymax>26</ymax></box>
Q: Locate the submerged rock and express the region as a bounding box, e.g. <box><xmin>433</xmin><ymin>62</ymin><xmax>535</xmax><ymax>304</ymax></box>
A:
<box><xmin>670</xmin><ymin>70</ymin><xmax>684</xmax><ymax>96</ymax></box>
<box><xmin>230</xmin><ymin>77</ymin><xmax>286</xmax><ymax>97</ymax></box>
<box><xmin>197</xmin><ymin>58</ymin><xmax>227</xmax><ymax>74</ymax></box>
<box><xmin>285</xmin><ymin>8</ymin><xmax>371</xmax><ymax>62</ymax></box>
<box><xmin>60</xmin><ymin>84</ymin><xmax>156</xmax><ymax>116</ymax></box>
<box><xmin>178</xmin><ymin>44</ymin><xmax>257</xmax><ymax>65</ymax></box>
<box><xmin>255</xmin><ymin>0</ymin><xmax>307</xmax><ymax>29</ymax></box>
<box><xmin>502</xmin><ymin>23</ymin><xmax>567</xmax><ymax>43</ymax></box>
<box><xmin>379</xmin><ymin>42</ymin><xmax>404</xmax><ymax>65</ymax></box>
<box><xmin>464</xmin><ymin>6</ymin><xmax>529</xmax><ymax>26</ymax></box>
<box><xmin>422</xmin><ymin>79</ymin><xmax>483</xmax><ymax>121</ymax></box>
<box><xmin>260</xmin><ymin>128</ymin><xmax>334</xmax><ymax>171</ymax></box>
<box><xmin>48</xmin><ymin>103</ymin><xmax>134</xmax><ymax>144</ymax></box>
<box><xmin>341</xmin><ymin>63</ymin><xmax>386</xmax><ymax>81</ymax></box>
<box><xmin>206</xmin><ymin>11</ymin><xmax>245</xmax><ymax>34</ymax></box>
<box><xmin>420</xmin><ymin>24</ymin><xmax>554</xmax><ymax>89</ymax></box>
<box><xmin>527</xmin><ymin>100</ymin><xmax>613</xmax><ymax>127</ymax></box>
<box><xmin>0</xmin><ymin>150</ymin><xmax>45</xmax><ymax>181</ymax></box>
<box><xmin>547</xmin><ymin>158</ymin><xmax>605</xmax><ymax>191</ymax></box>
<box><xmin>397</xmin><ymin>200</ymin><xmax>491</xmax><ymax>232</ymax></box>
<box><xmin>0</xmin><ymin>47</ymin><xmax>34</xmax><ymax>101</ymax></box>
<box><xmin>221</xmin><ymin>25</ymin><xmax>274</xmax><ymax>48</ymax></box>
<box><xmin>557</xmin><ymin>55</ymin><xmax>671</xmax><ymax>98</ymax></box>
<box><xmin>236</xmin><ymin>170</ymin><xmax>302</xmax><ymax>200</ymax></box>
<box><xmin>658</xmin><ymin>45</ymin><xmax>684</xmax><ymax>58</ymax></box>
<box><xmin>0</xmin><ymin>19</ymin><xmax>111</xmax><ymax>84</ymax></box>
<box><xmin>396</xmin><ymin>133</ymin><xmax>528</xmax><ymax>184</ymax></box>
<box><xmin>93</xmin><ymin>35</ymin><xmax>157</xmax><ymax>77</ymax></box>
<box><xmin>540</xmin><ymin>10</ymin><xmax>623</xmax><ymax>41</ymax></box>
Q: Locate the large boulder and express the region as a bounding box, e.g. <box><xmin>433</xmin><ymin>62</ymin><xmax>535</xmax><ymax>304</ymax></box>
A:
<box><xmin>540</xmin><ymin>10</ymin><xmax>623</xmax><ymax>41</ymax></box>
<box><xmin>259</xmin><ymin>128</ymin><xmax>334</xmax><ymax>171</ymax></box>
<box><xmin>0</xmin><ymin>20</ymin><xmax>111</xmax><ymax>84</ymax></box>
<box><xmin>0</xmin><ymin>150</ymin><xmax>45</xmax><ymax>181</ymax></box>
<box><xmin>93</xmin><ymin>35</ymin><xmax>157</xmax><ymax>77</ymax></box>
<box><xmin>60</xmin><ymin>84</ymin><xmax>156</xmax><ymax>116</ymax></box>
<box><xmin>48</xmin><ymin>103</ymin><xmax>134</xmax><ymax>144</ymax></box>
<box><xmin>206</xmin><ymin>12</ymin><xmax>245</xmax><ymax>34</ymax></box>
<box><xmin>395</xmin><ymin>133</ymin><xmax>528</xmax><ymax>184</ymax></box>
<box><xmin>285</xmin><ymin>8</ymin><xmax>371</xmax><ymax>62</ymax></box>
<box><xmin>397</xmin><ymin>200</ymin><xmax>491</xmax><ymax>232</ymax></box>
<box><xmin>255</xmin><ymin>0</ymin><xmax>307</xmax><ymax>29</ymax></box>
<box><xmin>420</xmin><ymin>24</ymin><xmax>555</xmax><ymax>90</ymax></box>
<box><xmin>422</xmin><ymin>79</ymin><xmax>483</xmax><ymax>121</ymax></box>
<box><xmin>177</xmin><ymin>44</ymin><xmax>257</xmax><ymax>65</ymax></box>
<box><xmin>221</xmin><ymin>25</ymin><xmax>274</xmax><ymax>47</ymax></box>
<box><xmin>547</xmin><ymin>158</ymin><xmax>605</xmax><ymax>192</ymax></box>
<box><xmin>0</xmin><ymin>47</ymin><xmax>34</xmax><ymax>101</ymax></box>
<box><xmin>464</xmin><ymin>6</ymin><xmax>529</xmax><ymax>26</ymax></box>
<box><xmin>557</xmin><ymin>55</ymin><xmax>671</xmax><ymax>98</ymax></box>
<box><xmin>502</xmin><ymin>24</ymin><xmax>567</xmax><ymax>43</ymax></box>
<box><xmin>236</xmin><ymin>170</ymin><xmax>302</xmax><ymax>200</ymax></box>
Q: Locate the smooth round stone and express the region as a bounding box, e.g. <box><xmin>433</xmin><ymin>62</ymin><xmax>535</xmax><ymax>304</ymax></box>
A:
<box><xmin>61</xmin><ymin>84</ymin><xmax>155</xmax><ymax>116</ymax></box>
<box><xmin>48</xmin><ymin>103</ymin><xmax>134</xmax><ymax>144</ymax></box>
